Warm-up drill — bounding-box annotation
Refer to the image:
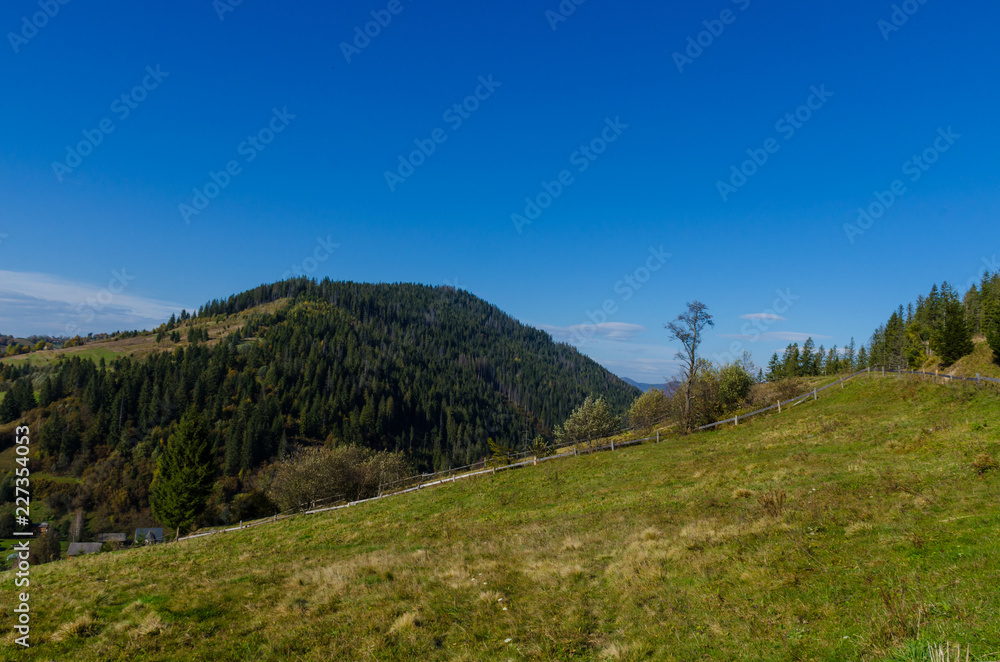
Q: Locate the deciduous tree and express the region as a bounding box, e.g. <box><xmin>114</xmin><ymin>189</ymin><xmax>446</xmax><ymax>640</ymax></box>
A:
<box><xmin>666</xmin><ymin>301</ymin><xmax>714</xmax><ymax>431</ymax></box>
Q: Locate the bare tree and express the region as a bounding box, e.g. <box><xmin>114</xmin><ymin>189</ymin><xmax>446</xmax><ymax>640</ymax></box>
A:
<box><xmin>666</xmin><ymin>301</ymin><xmax>714</xmax><ymax>431</ymax></box>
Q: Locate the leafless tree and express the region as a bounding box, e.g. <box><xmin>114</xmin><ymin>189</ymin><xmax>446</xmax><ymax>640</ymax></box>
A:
<box><xmin>666</xmin><ymin>301</ymin><xmax>714</xmax><ymax>431</ymax></box>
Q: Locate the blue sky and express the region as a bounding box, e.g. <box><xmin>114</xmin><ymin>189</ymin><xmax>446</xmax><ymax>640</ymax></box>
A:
<box><xmin>1</xmin><ymin>0</ymin><xmax>998</xmax><ymax>382</ymax></box>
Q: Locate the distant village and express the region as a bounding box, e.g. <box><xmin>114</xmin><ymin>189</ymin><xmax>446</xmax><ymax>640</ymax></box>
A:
<box><xmin>2</xmin><ymin>523</ymin><xmax>163</xmax><ymax>568</ymax></box>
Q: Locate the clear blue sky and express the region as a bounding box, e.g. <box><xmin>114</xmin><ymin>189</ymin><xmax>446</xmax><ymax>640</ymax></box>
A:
<box><xmin>1</xmin><ymin>0</ymin><xmax>998</xmax><ymax>382</ymax></box>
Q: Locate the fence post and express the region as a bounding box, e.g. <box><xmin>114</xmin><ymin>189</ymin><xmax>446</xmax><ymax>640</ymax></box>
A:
<box><xmin>777</xmin><ymin>399</ymin><xmax>781</xmax><ymax>413</ymax></box>
<box><xmin>734</xmin><ymin>415</ymin><xmax>738</xmax><ymax>426</ymax></box>
<box><xmin>574</xmin><ymin>446</ymin><xmax>578</xmax><ymax>457</ymax></box>
<box><xmin>882</xmin><ymin>366</ymin><xmax>885</xmax><ymax>378</ymax></box>
<box><xmin>813</xmin><ymin>388</ymin><xmax>817</xmax><ymax>401</ymax></box>
<box><xmin>977</xmin><ymin>373</ymin><xmax>982</xmax><ymax>386</ymax></box>
<box><xmin>840</xmin><ymin>377</ymin><xmax>844</xmax><ymax>389</ymax></box>
<box><xmin>533</xmin><ymin>455</ymin><xmax>538</xmax><ymax>466</ymax></box>
<box><xmin>656</xmin><ymin>430</ymin><xmax>659</xmax><ymax>443</ymax></box>
<box><xmin>611</xmin><ymin>439</ymin><xmax>615</xmax><ymax>451</ymax></box>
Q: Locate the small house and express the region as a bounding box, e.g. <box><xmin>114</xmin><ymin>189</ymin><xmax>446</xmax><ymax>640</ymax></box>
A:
<box><xmin>67</xmin><ymin>543</ymin><xmax>103</xmax><ymax>558</ymax></box>
<box><xmin>96</xmin><ymin>533</ymin><xmax>127</xmax><ymax>544</ymax></box>
<box><xmin>134</xmin><ymin>528</ymin><xmax>164</xmax><ymax>544</ymax></box>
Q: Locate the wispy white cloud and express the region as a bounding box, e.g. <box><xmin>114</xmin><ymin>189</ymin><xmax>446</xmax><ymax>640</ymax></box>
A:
<box><xmin>739</xmin><ymin>312</ymin><xmax>786</xmax><ymax>322</ymax></box>
<box><xmin>0</xmin><ymin>270</ymin><xmax>189</xmax><ymax>337</ymax></box>
<box><xmin>717</xmin><ymin>331</ymin><xmax>832</xmax><ymax>342</ymax></box>
<box><xmin>538</xmin><ymin>322</ymin><xmax>646</xmax><ymax>343</ymax></box>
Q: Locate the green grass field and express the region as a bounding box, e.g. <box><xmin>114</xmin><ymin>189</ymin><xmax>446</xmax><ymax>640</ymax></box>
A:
<box><xmin>2</xmin><ymin>375</ymin><xmax>999</xmax><ymax>661</ymax></box>
<box><xmin>0</xmin><ymin>299</ymin><xmax>291</xmax><ymax>371</ymax></box>
<box><xmin>0</xmin><ymin>347</ymin><xmax>124</xmax><ymax>367</ymax></box>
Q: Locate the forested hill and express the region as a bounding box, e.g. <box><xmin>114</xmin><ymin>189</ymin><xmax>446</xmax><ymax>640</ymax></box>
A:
<box><xmin>2</xmin><ymin>279</ymin><xmax>639</xmax><ymax>479</ymax></box>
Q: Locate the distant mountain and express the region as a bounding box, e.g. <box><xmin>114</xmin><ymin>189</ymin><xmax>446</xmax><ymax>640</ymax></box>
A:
<box><xmin>622</xmin><ymin>377</ymin><xmax>674</xmax><ymax>394</ymax></box>
<box><xmin>3</xmin><ymin>279</ymin><xmax>641</xmax><ymax>476</ymax></box>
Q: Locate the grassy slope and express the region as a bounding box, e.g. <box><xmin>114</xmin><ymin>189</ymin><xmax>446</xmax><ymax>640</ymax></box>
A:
<box><xmin>0</xmin><ymin>299</ymin><xmax>290</xmax><ymax>368</ymax></box>
<box><xmin>2</xmin><ymin>376</ymin><xmax>1000</xmax><ymax>661</ymax></box>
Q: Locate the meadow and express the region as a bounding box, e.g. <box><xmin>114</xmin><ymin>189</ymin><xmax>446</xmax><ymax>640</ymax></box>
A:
<box><xmin>1</xmin><ymin>375</ymin><xmax>998</xmax><ymax>661</ymax></box>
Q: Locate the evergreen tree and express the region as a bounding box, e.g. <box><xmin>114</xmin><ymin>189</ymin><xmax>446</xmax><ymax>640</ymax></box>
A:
<box><xmin>765</xmin><ymin>352</ymin><xmax>782</xmax><ymax>381</ymax></box>
<box><xmin>800</xmin><ymin>338</ymin><xmax>816</xmax><ymax>375</ymax></box>
<box><xmin>932</xmin><ymin>299</ymin><xmax>974</xmax><ymax>365</ymax></box>
<box><xmin>150</xmin><ymin>409</ymin><xmax>216</xmax><ymax>538</ymax></box>
<box><xmin>781</xmin><ymin>343</ymin><xmax>801</xmax><ymax>377</ymax></box>
<box><xmin>857</xmin><ymin>345</ymin><xmax>869</xmax><ymax>369</ymax></box>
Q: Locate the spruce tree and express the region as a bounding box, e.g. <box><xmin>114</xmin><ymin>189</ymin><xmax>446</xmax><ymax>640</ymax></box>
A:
<box><xmin>932</xmin><ymin>300</ymin><xmax>974</xmax><ymax>366</ymax></box>
<box><xmin>799</xmin><ymin>338</ymin><xmax>814</xmax><ymax>375</ymax></box>
<box><xmin>766</xmin><ymin>353</ymin><xmax>782</xmax><ymax>381</ymax></box>
<box><xmin>150</xmin><ymin>409</ymin><xmax>215</xmax><ymax>539</ymax></box>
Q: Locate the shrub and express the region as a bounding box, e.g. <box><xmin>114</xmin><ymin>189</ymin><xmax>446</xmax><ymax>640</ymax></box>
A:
<box><xmin>529</xmin><ymin>435</ymin><xmax>553</xmax><ymax>458</ymax></box>
<box><xmin>554</xmin><ymin>396</ymin><xmax>620</xmax><ymax>447</ymax></box>
<box><xmin>267</xmin><ymin>445</ymin><xmax>411</xmax><ymax>512</ymax></box>
<box><xmin>627</xmin><ymin>389</ymin><xmax>668</xmax><ymax>431</ymax></box>
<box><xmin>230</xmin><ymin>490</ymin><xmax>277</xmax><ymax>521</ymax></box>
<box><xmin>717</xmin><ymin>362</ymin><xmax>754</xmax><ymax>413</ymax></box>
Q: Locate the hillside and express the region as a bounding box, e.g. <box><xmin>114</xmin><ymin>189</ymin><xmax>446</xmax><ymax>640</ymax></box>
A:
<box><xmin>4</xmin><ymin>375</ymin><xmax>998</xmax><ymax>661</ymax></box>
<box><xmin>0</xmin><ymin>279</ymin><xmax>638</xmax><ymax>534</ymax></box>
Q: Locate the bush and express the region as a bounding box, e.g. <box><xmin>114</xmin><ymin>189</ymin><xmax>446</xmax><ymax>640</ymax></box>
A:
<box><xmin>717</xmin><ymin>362</ymin><xmax>754</xmax><ymax>412</ymax></box>
<box><xmin>230</xmin><ymin>490</ymin><xmax>277</xmax><ymax>521</ymax></box>
<box><xmin>627</xmin><ymin>389</ymin><xmax>668</xmax><ymax>431</ymax></box>
<box><xmin>100</xmin><ymin>540</ymin><xmax>123</xmax><ymax>553</ymax></box>
<box><xmin>554</xmin><ymin>396</ymin><xmax>620</xmax><ymax>446</ymax></box>
<box><xmin>267</xmin><ymin>445</ymin><xmax>410</xmax><ymax>512</ymax></box>
<box><xmin>529</xmin><ymin>435</ymin><xmax>553</xmax><ymax>458</ymax></box>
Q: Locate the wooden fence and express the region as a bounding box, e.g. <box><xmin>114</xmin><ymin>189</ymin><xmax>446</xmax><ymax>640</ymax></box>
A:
<box><xmin>176</xmin><ymin>364</ymin><xmax>996</xmax><ymax>543</ymax></box>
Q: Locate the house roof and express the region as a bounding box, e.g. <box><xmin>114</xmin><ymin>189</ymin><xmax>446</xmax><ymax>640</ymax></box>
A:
<box><xmin>67</xmin><ymin>543</ymin><xmax>103</xmax><ymax>557</ymax></box>
<box><xmin>97</xmin><ymin>533</ymin><xmax>127</xmax><ymax>543</ymax></box>
<box><xmin>134</xmin><ymin>528</ymin><xmax>164</xmax><ymax>542</ymax></box>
